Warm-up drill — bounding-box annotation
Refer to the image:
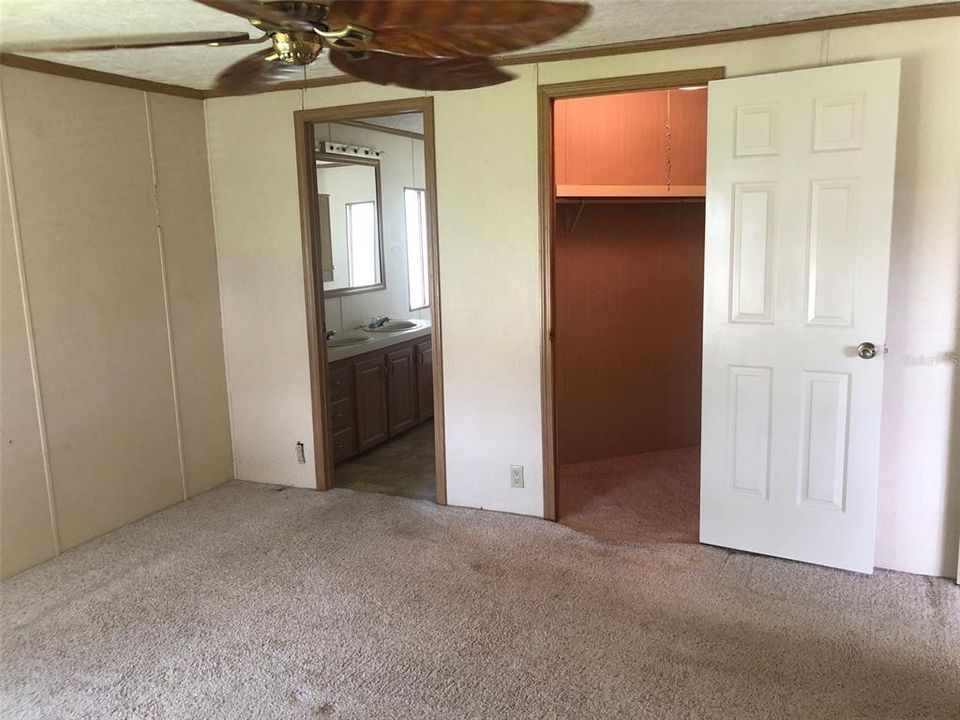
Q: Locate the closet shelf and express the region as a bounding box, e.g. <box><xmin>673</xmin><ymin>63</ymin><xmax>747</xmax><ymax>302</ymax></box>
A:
<box><xmin>556</xmin><ymin>184</ymin><xmax>705</xmax><ymax>198</ymax></box>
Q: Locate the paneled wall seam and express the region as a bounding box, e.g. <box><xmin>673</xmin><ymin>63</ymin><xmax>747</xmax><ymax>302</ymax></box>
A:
<box><xmin>201</xmin><ymin>100</ymin><xmax>238</xmax><ymax>481</ymax></box>
<box><xmin>0</xmin><ymin>88</ymin><xmax>61</xmax><ymax>555</ymax></box>
<box><xmin>143</xmin><ymin>92</ymin><xmax>189</xmax><ymax>501</ymax></box>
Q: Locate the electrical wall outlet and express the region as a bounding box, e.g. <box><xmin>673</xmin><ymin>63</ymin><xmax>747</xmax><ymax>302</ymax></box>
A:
<box><xmin>295</xmin><ymin>442</ymin><xmax>306</xmax><ymax>464</ymax></box>
<box><xmin>510</xmin><ymin>465</ymin><xmax>524</xmax><ymax>488</ymax></box>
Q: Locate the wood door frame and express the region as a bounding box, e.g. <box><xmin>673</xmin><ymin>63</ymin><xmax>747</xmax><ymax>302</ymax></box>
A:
<box><xmin>538</xmin><ymin>67</ymin><xmax>725</xmax><ymax>520</ymax></box>
<box><xmin>294</xmin><ymin>97</ymin><xmax>447</xmax><ymax>503</ymax></box>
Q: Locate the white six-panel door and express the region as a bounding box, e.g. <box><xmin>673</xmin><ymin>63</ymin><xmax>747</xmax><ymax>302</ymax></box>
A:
<box><xmin>700</xmin><ymin>60</ymin><xmax>901</xmax><ymax>573</ymax></box>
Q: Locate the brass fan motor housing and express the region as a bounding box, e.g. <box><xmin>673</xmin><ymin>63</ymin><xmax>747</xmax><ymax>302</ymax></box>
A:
<box><xmin>270</xmin><ymin>31</ymin><xmax>324</xmax><ymax>64</ymax></box>
<box><xmin>248</xmin><ymin>1</ymin><xmax>373</xmax><ymax>65</ymax></box>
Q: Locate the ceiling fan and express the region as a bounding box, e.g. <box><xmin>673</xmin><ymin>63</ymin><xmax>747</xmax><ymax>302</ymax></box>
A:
<box><xmin>6</xmin><ymin>0</ymin><xmax>591</xmax><ymax>93</ymax></box>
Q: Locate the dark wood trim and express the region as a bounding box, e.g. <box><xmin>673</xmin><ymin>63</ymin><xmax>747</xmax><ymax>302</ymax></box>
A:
<box><xmin>538</xmin><ymin>87</ymin><xmax>557</xmax><ymax>522</ymax></box>
<box><xmin>420</xmin><ymin>98</ymin><xmax>447</xmax><ymax>505</ymax></box>
<box><xmin>294</xmin><ymin>116</ymin><xmax>334</xmax><ymax>490</ymax></box>
<box><xmin>504</xmin><ymin>2</ymin><xmax>960</xmax><ymax>67</ymax></box>
<box><xmin>294</xmin><ymin>97</ymin><xmax>447</xmax><ymax>504</ymax></box>
<box><xmin>315</xmin><ymin>151</ymin><xmax>387</xmax><ymax>298</ymax></box>
<box><xmin>294</xmin><ymin>97</ymin><xmax>432</xmax><ymax>124</ymax></box>
<box><xmin>0</xmin><ymin>52</ymin><xmax>204</xmax><ymax>99</ymax></box>
<box><xmin>339</xmin><ymin>119</ymin><xmax>424</xmax><ymax>140</ymax></box>
<box><xmin>4</xmin><ymin>4</ymin><xmax>954</xmax><ymax>100</ymax></box>
<box><xmin>537</xmin><ymin>66</ymin><xmax>724</xmax><ymax>521</ymax></box>
<box><xmin>541</xmin><ymin>67</ymin><xmax>726</xmax><ymax>100</ymax></box>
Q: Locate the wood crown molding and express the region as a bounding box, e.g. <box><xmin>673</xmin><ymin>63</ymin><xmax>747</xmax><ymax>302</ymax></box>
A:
<box><xmin>0</xmin><ymin>52</ymin><xmax>204</xmax><ymax>99</ymax></box>
<box><xmin>1</xmin><ymin>3</ymin><xmax>957</xmax><ymax>100</ymax></box>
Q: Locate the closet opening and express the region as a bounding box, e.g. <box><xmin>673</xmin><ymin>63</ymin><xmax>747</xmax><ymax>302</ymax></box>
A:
<box><xmin>543</xmin><ymin>73</ymin><xmax>717</xmax><ymax>544</ymax></box>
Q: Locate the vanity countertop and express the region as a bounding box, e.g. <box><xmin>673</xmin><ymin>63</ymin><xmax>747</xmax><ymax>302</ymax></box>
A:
<box><xmin>326</xmin><ymin>321</ymin><xmax>431</xmax><ymax>363</ymax></box>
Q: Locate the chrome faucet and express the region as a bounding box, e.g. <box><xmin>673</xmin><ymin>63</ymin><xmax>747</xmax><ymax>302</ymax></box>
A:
<box><xmin>325</xmin><ymin>329</ymin><xmax>336</xmax><ymax>341</ymax></box>
<box><xmin>368</xmin><ymin>316</ymin><xmax>390</xmax><ymax>329</ymax></box>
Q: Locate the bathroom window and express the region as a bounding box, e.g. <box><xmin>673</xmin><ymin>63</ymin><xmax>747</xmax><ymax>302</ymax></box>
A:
<box><xmin>404</xmin><ymin>188</ymin><xmax>430</xmax><ymax>310</ymax></box>
<box><xmin>346</xmin><ymin>201</ymin><xmax>378</xmax><ymax>287</ymax></box>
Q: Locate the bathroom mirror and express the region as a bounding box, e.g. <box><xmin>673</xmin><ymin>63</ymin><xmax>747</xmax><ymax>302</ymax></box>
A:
<box><xmin>315</xmin><ymin>150</ymin><xmax>384</xmax><ymax>296</ymax></box>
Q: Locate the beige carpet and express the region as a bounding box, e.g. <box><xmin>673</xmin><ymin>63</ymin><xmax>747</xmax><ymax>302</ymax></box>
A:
<box><xmin>2</xmin><ymin>481</ymin><xmax>958</xmax><ymax>719</ymax></box>
<box><xmin>559</xmin><ymin>446</ymin><xmax>700</xmax><ymax>545</ymax></box>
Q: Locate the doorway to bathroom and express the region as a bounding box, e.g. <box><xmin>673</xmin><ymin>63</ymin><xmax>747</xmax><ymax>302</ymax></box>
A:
<box><xmin>295</xmin><ymin>98</ymin><xmax>445</xmax><ymax>504</ymax></box>
<box><xmin>540</xmin><ymin>68</ymin><xmax>723</xmax><ymax>543</ymax></box>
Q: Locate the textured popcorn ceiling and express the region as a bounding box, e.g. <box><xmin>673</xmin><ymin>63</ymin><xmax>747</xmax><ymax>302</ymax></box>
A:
<box><xmin>0</xmin><ymin>0</ymin><xmax>947</xmax><ymax>90</ymax></box>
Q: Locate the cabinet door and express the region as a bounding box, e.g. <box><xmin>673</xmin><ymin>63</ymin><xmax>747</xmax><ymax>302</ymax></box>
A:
<box><xmin>386</xmin><ymin>345</ymin><xmax>417</xmax><ymax>436</ymax></box>
<box><xmin>416</xmin><ymin>340</ymin><xmax>434</xmax><ymax>421</ymax></box>
<box><xmin>354</xmin><ymin>355</ymin><xmax>388</xmax><ymax>451</ymax></box>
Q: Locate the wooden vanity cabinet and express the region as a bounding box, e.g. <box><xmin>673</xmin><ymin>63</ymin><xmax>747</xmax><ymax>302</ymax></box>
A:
<box><xmin>386</xmin><ymin>345</ymin><xmax>417</xmax><ymax>436</ymax></box>
<box><xmin>327</xmin><ymin>335</ymin><xmax>433</xmax><ymax>465</ymax></box>
<box><xmin>327</xmin><ymin>364</ymin><xmax>357</xmax><ymax>463</ymax></box>
<box><xmin>354</xmin><ymin>355</ymin><xmax>389</xmax><ymax>452</ymax></box>
<box><xmin>416</xmin><ymin>340</ymin><xmax>433</xmax><ymax>421</ymax></box>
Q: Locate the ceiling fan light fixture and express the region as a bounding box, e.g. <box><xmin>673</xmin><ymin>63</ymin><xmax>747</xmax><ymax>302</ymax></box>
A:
<box><xmin>270</xmin><ymin>31</ymin><xmax>324</xmax><ymax>64</ymax></box>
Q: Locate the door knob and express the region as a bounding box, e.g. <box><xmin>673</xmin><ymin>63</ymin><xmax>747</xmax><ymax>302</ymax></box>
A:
<box><xmin>857</xmin><ymin>342</ymin><xmax>878</xmax><ymax>360</ymax></box>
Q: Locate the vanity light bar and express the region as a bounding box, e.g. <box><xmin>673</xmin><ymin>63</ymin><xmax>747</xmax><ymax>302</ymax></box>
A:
<box><xmin>319</xmin><ymin>141</ymin><xmax>384</xmax><ymax>159</ymax></box>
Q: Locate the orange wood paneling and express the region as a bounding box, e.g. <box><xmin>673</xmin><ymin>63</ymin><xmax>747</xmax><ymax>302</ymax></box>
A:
<box><xmin>667</xmin><ymin>88</ymin><xmax>708</xmax><ymax>187</ymax></box>
<box><xmin>554</xmin><ymin>202</ymin><xmax>705</xmax><ymax>465</ymax></box>
<box><xmin>553</xmin><ymin>98</ymin><xmax>568</xmax><ymax>186</ymax></box>
<box><xmin>557</xmin><ymin>90</ymin><xmax>668</xmax><ymax>187</ymax></box>
<box><xmin>554</xmin><ymin>87</ymin><xmax>708</xmax><ymax>197</ymax></box>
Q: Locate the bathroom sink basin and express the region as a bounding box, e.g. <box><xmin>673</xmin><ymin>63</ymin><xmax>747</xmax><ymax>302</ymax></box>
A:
<box><xmin>327</xmin><ymin>334</ymin><xmax>373</xmax><ymax>348</ymax></box>
<box><xmin>363</xmin><ymin>320</ymin><xmax>422</xmax><ymax>333</ymax></box>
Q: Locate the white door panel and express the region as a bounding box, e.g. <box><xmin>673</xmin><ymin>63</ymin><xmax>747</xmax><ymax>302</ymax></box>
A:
<box><xmin>701</xmin><ymin>60</ymin><xmax>900</xmax><ymax>573</ymax></box>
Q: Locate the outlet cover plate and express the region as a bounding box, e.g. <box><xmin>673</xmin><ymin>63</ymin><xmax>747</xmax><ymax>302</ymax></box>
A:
<box><xmin>510</xmin><ymin>465</ymin><xmax>524</xmax><ymax>488</ymax></box>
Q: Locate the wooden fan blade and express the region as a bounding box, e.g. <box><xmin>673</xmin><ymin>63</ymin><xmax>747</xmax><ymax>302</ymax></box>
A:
<box><xmin>193</xmin><ymin>0</ymin><xmax>319</xmax><ymax>32</ymax></box>
<box><xmin>3</xmin><ymin>31</ymin><xmax>259</xmax><ymax>53</ymax></box>
<box><xmin>329</xmin><ymin>50</ymin><xmax>514</xmax><ymax>91</ymax></box>
<box><xmin>212</xmin><ymin>48</ymin><xmax>305</xmax><ymax>92</ymax></box>
<box><xmin>325</xmin><ymin>0</ymin><xmax>590</xmax><ymax>57</ymax></box>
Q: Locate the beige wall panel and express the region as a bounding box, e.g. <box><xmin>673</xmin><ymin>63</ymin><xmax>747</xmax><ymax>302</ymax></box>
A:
<box><xmin>826</xmin><ymin>20</ymin><xmax>960</xmax><ymax>578</ymax></box>
<box><xmin>205</xmin><ymin>90</ymin><xmax>316</xmax><ymax>488</ymax></box>
<box><xmin>147</xmin><ymin>93</ymin><xmax>233</xmax><ymax>496</ymax></box>
<box><xmin>0</xmin><ymin>136</ymin><xmax>57</xmax><ymax>578</ymax></box>
<box><xmin>205</xmin><ymin>83</ymin><xmax>421</xmax><ymax>489</ymax></box>
<box><xmin>206</xmin><ymin>18</ymin><xmax>960</xmax><ymax>576</ymax></box>
<box><xmin>431</xmin><ymin>67</ymin><xmax>546</xmax><ymax>516</ymax></box>
<box><xmin>1</xmin><ymin>68</ymin><xmax>182</xmax><ymax>549</ymax></box>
